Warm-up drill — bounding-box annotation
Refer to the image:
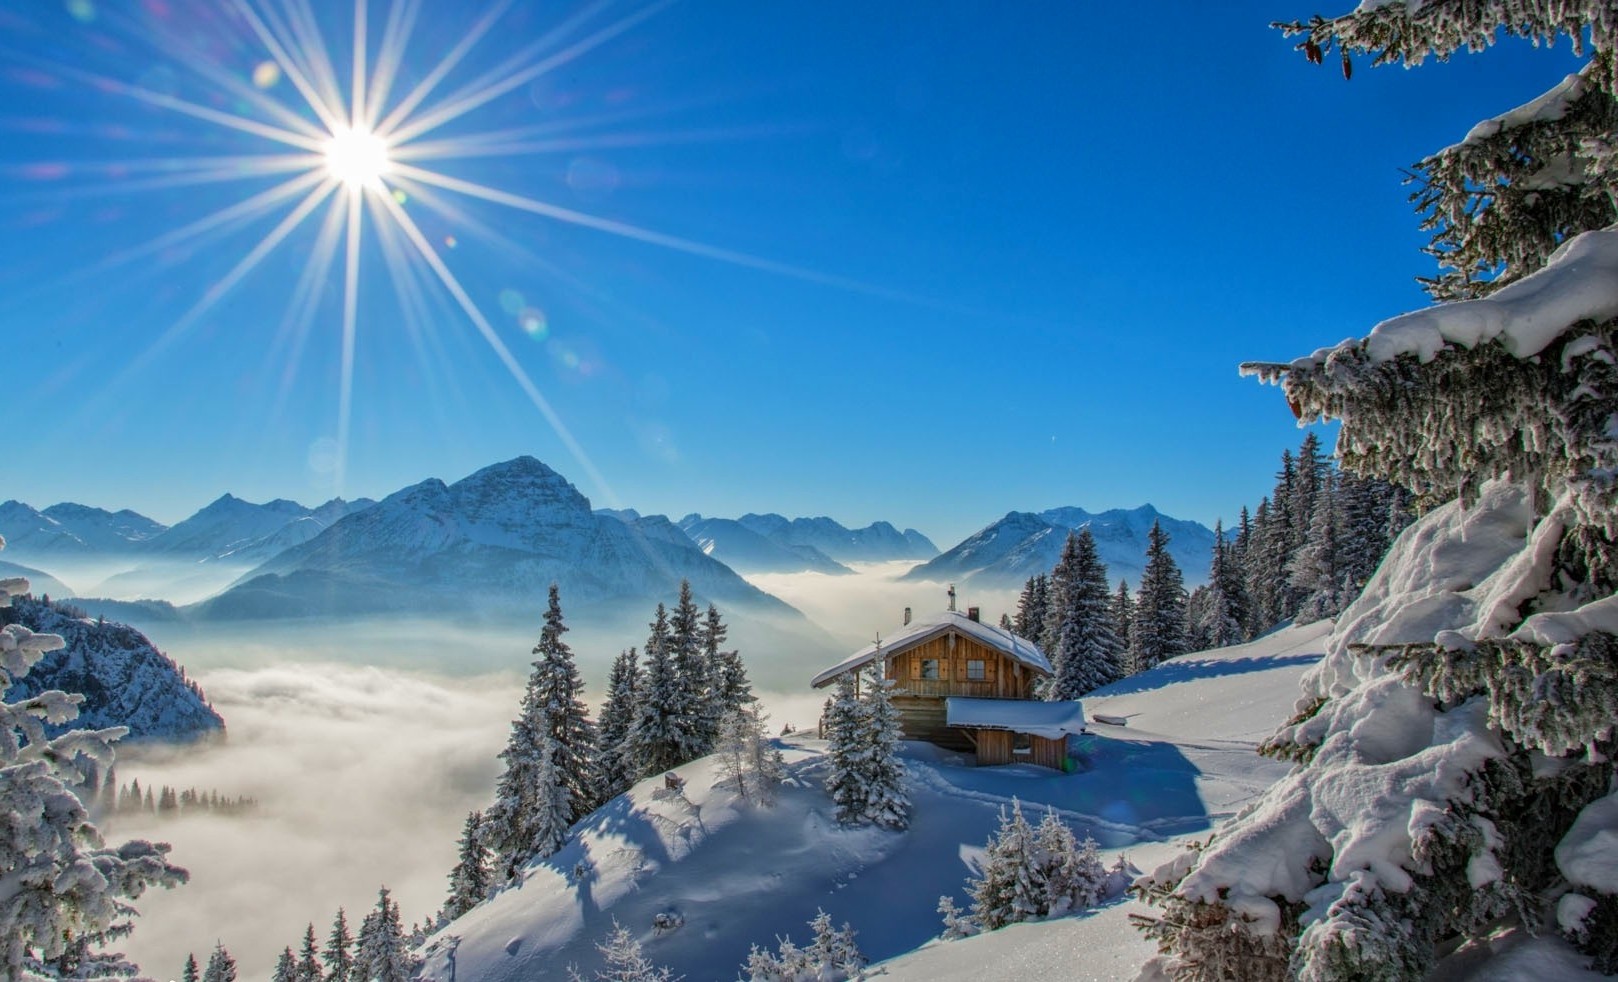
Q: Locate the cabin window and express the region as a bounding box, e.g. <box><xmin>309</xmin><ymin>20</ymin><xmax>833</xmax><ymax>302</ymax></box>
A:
<box><xmin>920</xmin><ymin>658</ymin><xmax>941</xmax><ymax>680</ymax></box>
<box><xmin>966</xmin><ymin>659</ymin><xmax>986</xmax><ymax>681</ymax></box>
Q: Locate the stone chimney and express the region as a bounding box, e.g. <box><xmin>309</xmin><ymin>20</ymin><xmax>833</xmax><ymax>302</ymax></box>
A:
<box><xmin>967</xmin><ymin>606</ymin><xmax>980</xmax><ymax>622</ymax></box>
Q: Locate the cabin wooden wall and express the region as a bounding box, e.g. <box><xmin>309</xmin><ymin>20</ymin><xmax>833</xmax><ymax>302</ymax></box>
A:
<box><xmin>1029</xmin><ymin>735</ymin><xmax>1068</xmax><ymax>771</ymax></box>
<box><xmin>891</xmin><ymin>696</ymin><xmax>972</xmax><ymax>750</ymax></box>
<box><xmin>975</xmin><ymin>729</ymin><xmax>1014</xmax><ymax>766</ymax></box>
<box><xmin>885</xmin><ymin>632</ymin><xmax>1037</xmax><ymax>700</ymax></box>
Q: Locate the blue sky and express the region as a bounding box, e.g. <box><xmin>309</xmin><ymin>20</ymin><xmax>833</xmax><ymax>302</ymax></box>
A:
<box><xmin>0</xmin><ymin>1</ymin><xmax>1586</xmax><ymax>547</ymax></box>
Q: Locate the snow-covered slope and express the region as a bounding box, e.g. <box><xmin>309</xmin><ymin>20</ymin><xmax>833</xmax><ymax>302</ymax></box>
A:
<box><xmin>197</xmin><ymin>457</ymin><xmax>797</xmax><ymax>620</ymax></box>
<box><xmin>732</xmin><ymin>513</ymin><xmax>938</xmax><ymax>563</ymax></box>
<box><xmin>140</xmin><ymin>493</ymin><xmax>374</xmax><ymax>562</ymax></box>
<box><xmin>677</xmin><ymin>514</ymin><xmax>853</xmax><ymax>575</ymax></box>
<box><xmin>0</xmin><ymin>559</ymin><xmax>74</xmax><ymax>599</ymax></box>
<box><xmin>424</xmin><ymin>622</ymin><xmax>1330</xmax><ymax>981</ymax></box>
<box><xmin>907</xmin><ymin>506</ymin><xmax>1216</xmax><ymax>590</ymax></box>
<box><xmin>1</xmin><ymin>595</ymin><xmax>224</xmax><ymax>742</ymax></box>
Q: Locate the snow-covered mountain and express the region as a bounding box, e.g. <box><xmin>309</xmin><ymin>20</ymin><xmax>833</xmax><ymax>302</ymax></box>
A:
<box><xmin>722</xmin><ymin>513</ymin><xmax>938</xmax><ymax>564</ymax></box>
<box><xmin>140</xmin><ymin>493</ymin><xmax>375</xmax><ymax>563</ymax></box>
<box><xmin>195</xmin><ymin>457</ymin><xmax>799</xmax><ymax>620</ymax></box>
<box><xmin>676</xmin><ymin>514</ymin><xmax>853</xmax><ymax>575</ymax></box>
<box><xmin>0</xmin><ymin>500</ymin><xmax>165</xmax><ymax>556</ymax></box>
<box><xmin>2</xmin><ymin>595</ymin><xmax>224</xmax><ymax>743</ymax></box>
<box><xmin>905</xmin><ymin>505</ymin><xmax>1216</xmax><ymax>589</ymax></box>
<box><xmin>0</xmin><ymin>559</ymin><xmax>74</xmax><ymax>599</ymax></box>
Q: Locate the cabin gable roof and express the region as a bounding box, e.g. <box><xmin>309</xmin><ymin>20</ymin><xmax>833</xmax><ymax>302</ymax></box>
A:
<box><xmin>810</xmin><ymin>610</ymin><xmax>1051</xmax><ymax>688</ymax></box>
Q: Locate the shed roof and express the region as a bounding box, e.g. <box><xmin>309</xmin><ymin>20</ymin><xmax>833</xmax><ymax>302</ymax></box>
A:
<box><xmin>945</xmin><ymin>697</ymin><xmax>1087</xmax><ymax>739</ymax></box>
<box><xmin>809</xmin><ymin>610</ymin><xmax>1051</xmax><ymax>689</ymax></box>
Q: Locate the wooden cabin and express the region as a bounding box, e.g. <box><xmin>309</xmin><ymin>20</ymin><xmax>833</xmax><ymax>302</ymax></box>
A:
<box><xmin>811</xmin><ymin>607</ymin><xmax>1085</xmax><ymax>770</ymax></box>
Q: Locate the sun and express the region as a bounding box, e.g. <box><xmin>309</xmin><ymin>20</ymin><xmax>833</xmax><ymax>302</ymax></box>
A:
<box><xmin>322</xmin><ymin>126</ymin><xmax>392</xmax><ymax>190</ymax></box>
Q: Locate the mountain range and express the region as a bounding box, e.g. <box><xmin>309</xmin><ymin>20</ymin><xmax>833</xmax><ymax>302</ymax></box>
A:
<box><xmin>673</xmin><ymin>513</ymin><xmax>937</xmax><ymax>576</ymax></box>
<box><xmin>904</xmin><ymin>505</ymin><xmax>1217</xmax><ymax>590</ymax></box>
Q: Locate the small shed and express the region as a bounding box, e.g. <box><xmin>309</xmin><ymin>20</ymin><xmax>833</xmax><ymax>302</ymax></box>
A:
<box><xmin>945</xmin><ymin>697</ymin><xmax>1087</xmax><ymax>770</ymax></box>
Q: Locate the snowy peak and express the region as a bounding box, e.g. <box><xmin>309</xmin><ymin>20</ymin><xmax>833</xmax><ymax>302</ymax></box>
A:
<box><xmin>201</xmin><ymin>457</ymin><xmax>797</xmax><ymax>620</ymax></box>
<box><xmin>0</xmin><ymin>499</ymin><xmax>166</xmax><ymax>556</ymax></box>
<box><xmin>908</xmin><ymin>506</ymin><xmax>1216</xmax><ymax>589</ymax></box>
<box><xmin>677</xmin><ymin>515</ymin><xmax>853</xmax><ymax>576</ymax></box>
<box><xmin>731</xmin><ymin>513</ymin><xmax>938</xmax><ymax>563</ymax></box>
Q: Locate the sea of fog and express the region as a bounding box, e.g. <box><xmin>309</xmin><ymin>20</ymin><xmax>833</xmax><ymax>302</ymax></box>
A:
<box><xmin>105</xmin><ymin>565</ymin><xmax>1020</xmax><ymax>978</ymax></box>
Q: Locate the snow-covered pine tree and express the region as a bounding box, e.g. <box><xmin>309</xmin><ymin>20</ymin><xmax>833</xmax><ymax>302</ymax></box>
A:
<box><xmin>1031</xmin><ymin>809</ymin><xmax>1109</xmax><ymax>916</ymax></box>
<box><xmin>596</xmin><ymin>647</ymin><xmax>640</xmax><ymax>799</ymax></box>
<box><xmin>273</xmin><ymin>948</ymin><xmax>297</xmax><ymax>982</ymax></box>
<box><xmin>201</xmin><ymin>944</ymin><xmax>236</xmax><ymax>982</ymax></box>
<box><xmin>1110</xmin><ymin>579</ymin><xmax>1133</xmax><ymax>662</ymax></box>
<box><xmin>822</xmin><ymin>671</ymin><xmax>866</xmax><ymax>826</ymax></box>
<box><xmin>1129</xmin><ymin>520</ymin><xmax>1188</xmax><ymax>673</ymax></box>
<box><xmin>1015</xmin><ymin>573</ymin><xmax>1051</xmax><ymax>645</ymax></box>
<box><xmin>968</xmin><ymin>799</ymin><xmax>1042</xmax><ymax>931</ymax></box>
<box><xmin>667</xmin><ymin>580</ymin><xmax>714</xmax><ymax>760</ymax></box>
<box><xmin>295</xmin><ymin>923</ymin><xmax>322</xmax><ymax>982</ymax></box>
<box><xmin>715</xmin><ymin>705</ymin><xmax>786</xmax><ymax>805</ymax></box>
<box><xmin>1288</xmin><ymin>469</ymin><xmax>1349</xmax><ymax>624</ymax></box>
<box><xmin>354</xmin><ymin>887</ymin><xmax>416</xmax><ymax>982</ymax></box>
<box><xmin>442</xmin><ymin>810</ymin><xmax>491</xmax><ymax>921</ymax></box>
<box><xmin>1199</xmin><ymin>520</ymin><xmax>1247</xmax><ymax>649</ymax></box>
<box><xmin>824</xmin><ymin>657</ymin><xmax>909</xmax><ymax>829</ymax></box>
<box><xmin>1046</xmin><ymin>528</ymin><xmax>1122</xmax><ymax>698</ymax></box>
<box><xmin>323</xmin><ymin>908</ymin><xmax>353</xmax><ymax>982</ymax></box>
<box><xmin>181</xmin><ymin>952</ymin><xmax>200</xmax><ymax>982</ymax></box>
<box><xmin>627</xmin><ymin>603</ymin><xmax>698</xmax><ymax>780</ymax></box>
<box><xmin>858</xmin><ymin>662</ymin><xmax>909</xmax><ymax>830</ymax></box>
<box><xmin>587</xmin><ymin>921</ymin><xmax>676</xmax><ymax>982</ymax></box>
<box><xmin>742</xmin><ymin>910</ymin><xmax>865</xmax><ymax>982</ymax></box>
<box><xmin>528</xmin><ymin>583</ymin><xmax>600</xmax><ymax>821</ymax></box>
<box><xmin>703</xmin><ymin>603</ymin><xmax>754</xmax><ymax>720</ymax></box>
<box><xmin>0</xmin><ymin>534</ymin><xmax>188</xmax><ymax>976</ymax></box>
<box><xmin>1137</xmin><ymin>4</ymin><xmax>1618</xmax><ymax>978</ymax></box>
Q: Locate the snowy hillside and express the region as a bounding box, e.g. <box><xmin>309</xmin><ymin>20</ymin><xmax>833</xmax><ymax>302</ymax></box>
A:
<box><xmin>140</xmin><ymin>493</ymin><xmax>374</xmax><ymax>563</ymax></box>
<box><xmin>1</xmin><ymin>595</ymin><xmax>224</xmax><ymax>742</ymax></box>
<box><xmin>197</xmin><ymin>457</ymin><xmax>798</xmax><ymax>620</ymax></box>
<box><xmin>907</xmin><ymin>506</ymin><xmax>1216</xmax><ymax>590</ymax></box>
<box><xmin>677</xmin><ymin>514</ymin><xmax>853</xmax><ymax>575</ymax></box>
<box><xmin>424</xmin><ymin>622</ymin><xmax>1331</xmax><ymax>981</ymax></box>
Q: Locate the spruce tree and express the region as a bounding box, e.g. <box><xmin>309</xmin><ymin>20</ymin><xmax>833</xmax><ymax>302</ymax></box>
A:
<box><xmin>1129</xmin><ymin>520</ymin><xmax>1187</xmax><ymax>673</ymax></box>
<box><xmin>822</xmin><ymin>672</ymin><xmax>866</xmax><ymax>825</ymax></box>
<box><xmin>1140</xmin><ymin>4</ymin><xmax>1618</xmax><ymax>977</ymax></box>
<box><xmin>182</xmin><ymin>953</ymin><xmax>200</xmax><ymax>982</ymax></box>
<box><xmin>822</xmin><ymin>663</ymin><xmax>908</xmax><ymax>829</ymax></box>
<box><xmin>323</xmin><ymin>908</ymin><xmax>353</xmax><ymax>982</ymax></box>
<box><xmin>1046</xmin><ymin>529</ymin><xmax>1122</xmax><ymax>698</ymax></box>
<box><xmin>442</xmin><ymin>810</ymin><xmax>491</xmax><ymax>921</ymax></box>
<box><xmin>296</xmin><ymin>923</ymin><xmax>322</xmax><ymax>982</ymax></box>
<box><xmin>273</xmin><ymin>948</ymin><xmax>297</xmax><ymax>982</ymax></box>
<box><xmin>201</xmin><ymin>944</ymin><xmax>236</xmax><ymax>982</ymax></box>
<box><xmin>1199</xmin><ymin>520</ymin><xmax>1246</xmax><ymax>648</ymax></box>
<box><xmin>704</xmin><ymin>603</ymin><xmax>754</xmax><ymax>719</ymax></box>
<box><xmin>1015</xmin><ymin>574</ymin><xmax>1050</xmax><ymax>642</ymax></box>
<box><xmin>1288</xmin><ymin>468</ymin><xmax>1349</xmax><ymax>623</ymax></box>
<box><xmin>667</xmin><ymin>580</ymin><xmax>714</xmax><ymax>759</ymax></box>
<box><xmin>528</xmin><ymin>583</ymin><xmax>599</xmax><ymax>821</ymax></box>
<box><xmin>595</xmin><ymin>647</ymin><xmax>640</xmax><ymax>799</ymax></box>
<box><xmin>626</xmin><ymin>604</ymin><xmax>688</xmax><ymax>778</ymax></box>
<box><xmin>1110</xmin><ymin>579</ymin><xmax>1133</xmax><ymax>665</ymax></box>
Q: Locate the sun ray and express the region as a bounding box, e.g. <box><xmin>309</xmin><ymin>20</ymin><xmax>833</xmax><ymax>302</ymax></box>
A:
<box><xmin>2</xmin><ymin>156</ymin><xmax>323</xmax><ymax>206</ymax></box>
<box><xmin>336</xmin><ymin>186</ymin><xmax>364</xmax><ymax>495</ymax></box>
<box><xmin>266</xmin><ymin>194</ymin><xmax>349</xmax><ymax>423</ymax></box>
<box><xmin>390</xmin><ymin>163</ymin><xmax>931</xmax><ymax>303</ymax></box>
<box><xmin>257</xmin><ymin>0</ymin><xmax>347</xmax><ymax>128</ymax></box>
<box><xmin>350</xmin><ymin>0</ymin><xmax>368</xmax><ymax>129</ymax></box>
<box><xmin>383</xmin><ymin>0</ymin><xmax>672</xmax><ymax>146</ymax></box>
<box><xmin>100</xmin><ymin>177</ymin><xmax>339</xmax><ymax>408</ymax></box>
<box><xmin>362</xmin><ymin>0</ymin><xmax>423</xmax><ymax>130</ymax></box>
<box><xmin>231</xmin><ymin>0</ymin><xmax>346</xmax><ymax>135</ymax></box>
<box><xmin>22</xmin><ymin>55</ymin><xmax>330</xmax><ymax>153</ymax></box>
<box><xmin>372</xmin><ymin>0</ymin><xmax>516</xmax><ymax>138</ymax></box>
<box><xmin>375</xmin><ymin>186</ymin><xmax>616</xmax><ymax>504</ymax></box>
<box><xmin>390</xmin><ymin>123</ymin><xmax>810</xmax><ymax>163</ymax></box>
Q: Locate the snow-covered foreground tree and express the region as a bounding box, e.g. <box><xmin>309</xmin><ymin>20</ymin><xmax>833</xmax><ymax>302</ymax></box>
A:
<box><xmin>0</xmin><ymin>534</ymin><xmax>187</xmax><ymax>978</ymax></box>
<box><xmin>742</xmin><ymin>909</ymin><xmax>865</xmax><ymax>982</ymax></box>
<box><xmin>823</xmin><ymin>664</ymin><xmax>908</xmax><ymax>829</ymax></box>
<box><xmin>1135</xmin><ymin>3</ymin><xmax>1618</xmax><ymax>979</ymax></box>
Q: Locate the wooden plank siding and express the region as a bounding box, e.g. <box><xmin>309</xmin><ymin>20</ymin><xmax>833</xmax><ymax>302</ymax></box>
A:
<box><xmin>1029</xmin><ymin>735</ymin><xmax>1068</xmax><ymax>771</ymax></box>
<box><xmin>884</xmin><ymin>632</ymin><xmax>1037</xmax><ymax>701</ymax></box>
<box><xmin>891</xmin><ymin>696</ymin><xmax>972</xmax><ymax>750</ymax></box>
<box><xmin>976</xmin><ymin>729</ymin><xmax>1014</xmax><ymax>766</ymax></box>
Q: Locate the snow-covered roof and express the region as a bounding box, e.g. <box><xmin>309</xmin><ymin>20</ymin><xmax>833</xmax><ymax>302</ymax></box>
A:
<box><xmin>945</xmin><ymin>697</ymin><xmax>1086</xmax><ymax>739</ymax></box>
<box><xmin>1262</xmin><ymin>227</ymin><xmax>1618</xmax><ymax>373</ymax></box>
<box><xmin>809</xmin><ymin>610</ymin><xmax>1051</xmax><ymax>689</ymax></box>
